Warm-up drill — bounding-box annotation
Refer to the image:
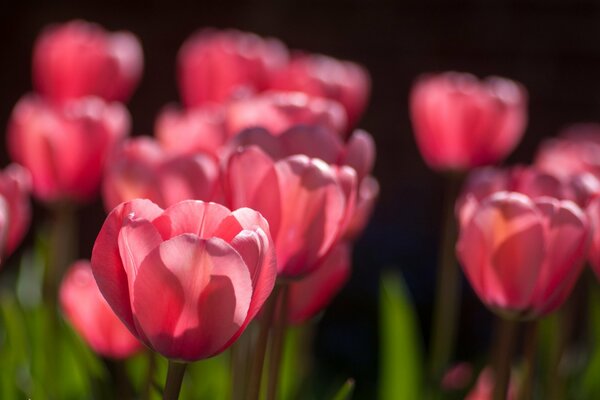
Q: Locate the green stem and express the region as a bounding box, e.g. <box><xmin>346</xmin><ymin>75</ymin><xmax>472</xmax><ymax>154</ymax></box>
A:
<box><xmin>267</xmin><ymin>283</ymin><xmax>289</xmax><ymax>400</ymax></box>
<box><xmin>428</xmin><ymin>173</ymin><xmax>463</xmax><ymax>387</ymax></box>
<box><xmin>231</xmin><ymin>325</ymin><xmax>254</xmax><ymax>400</ymax></box>
<box><xmin>163</xmin><ymin>361</ymin><xmax>187</xmax><ymax>400</ymax></box>
<box><xmin>518</xmin><ymin>321</ymin><xmax>538</xmax><ymax>400</ymax></box>
<box><xmin>246</xmin><ymin>285</ymin><xmax>281</xmax><ymax>400</ymax></box>
<box><xmin>493</xmin><ymin>318</ymin><xmax>519</xmax><ymax>400</ymax></box>
<box><xmin>142</xmin><ymin>351</ymin><xmax>157</xmax><ymax>400</ymax></box>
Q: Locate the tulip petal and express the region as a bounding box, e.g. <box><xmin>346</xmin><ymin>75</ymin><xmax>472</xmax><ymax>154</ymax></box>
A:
<box><xmin>153</xmin><ymin>200</ymin><xmax>232</xmax><ymax>240</ymax></box>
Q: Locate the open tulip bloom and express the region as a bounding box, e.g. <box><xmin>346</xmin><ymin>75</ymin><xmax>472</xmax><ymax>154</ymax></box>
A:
<box><xmin>91</xmin><ymin>199</ymin><xmax>276</xmax><ymax>362</ymax></box>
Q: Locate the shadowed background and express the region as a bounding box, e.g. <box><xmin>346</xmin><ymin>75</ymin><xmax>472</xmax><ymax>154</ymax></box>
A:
<box><xmin>2</xmin><ymin>0</ymin><xmax>600</xmax><ymax>397</ymax></box>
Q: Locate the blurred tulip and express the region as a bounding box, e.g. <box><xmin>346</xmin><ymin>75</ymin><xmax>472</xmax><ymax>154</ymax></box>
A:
<box><xmin>60</xmin><ymin>260</ymin><xmax>142</xmax><ymax>358</ymax></box>
<box><xmin>33</xmin><ymin>20</ymin><xmax>143</xmax><ymax>104</ymax></box>
<box><xmin>7</xmin><ymin>95</ymin><xmax>130</xmax><ymax>202</ymax></box>
<box><xmin>441</xmin><ymin>362</ymin><xmax>473</xmax><ymax>391</ymax></box>
<box><xmin>224</xmin><ymin>91</ymin><xmax>348</xmax><ymax>138</ymax></box>
<box><xmin>465</xmin><ymin>368</ymin><xmax>516</xmax><ymax>400</ymax></box>
<box><xmin>91</xmin><ymin>199</ymin><xmax>276</xmax><ymax>361</ymax></box>
<box><xmin>155</xmin><ymin>105</ymin><xmax>227</xmax><ymax>157</ymax></box>
<box><xmin>585</xmin><ymin>196</ymin><xmax>600</xmax><ymax>279</ymax></box>
<box><xmin>225</xmin><ymin>126</ymin><xmax>378</xmax><ymax>240</ymax></box>
<box><xmin>410</xmin><ymin>72</ymin><xmax>527</xmax><ymax>171</ymax></box>
<box><xmin>456</xmin><ymin>191</ymin><xmax>589</xmax><ymax>318</ymax></box>
<box><xmin>103</xmin><ymin>137</ymin><xmax>221</xmax><ymax>210</ymax></box>
<box><xmin>269</xmin><ymin>53</ymin><xmax>370</xmax><ymax>127</ymax></box>
<box><xmin>224</xmin><ymin>143</ymin><xmax>355</xmax><ymax>278</ymax></box>
<box><xmin>178</xmin><ymin>29</ymin><xmax>288</xmax><ymax>107</ymax></box>
<box><xmin>0</xmin><ymin>164</ymin><xmax>31</xmax><ymax>259</ymax></box>
<box><xmin>287</xmin><ymin>243</ymin><xmax>351</xmax><ymax>324</ymax></box>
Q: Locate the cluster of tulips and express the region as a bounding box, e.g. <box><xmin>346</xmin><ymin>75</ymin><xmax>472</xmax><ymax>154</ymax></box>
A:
<box><xmin>0</xmin><ymin>19</ymin><xmax>377</xmax><ymax>399</ymax></box>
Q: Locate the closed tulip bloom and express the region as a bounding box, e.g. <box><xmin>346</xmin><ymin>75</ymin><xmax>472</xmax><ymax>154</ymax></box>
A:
<box><xmin>155</xmin><ymin>105</ymin><xmax>227</xmax><ymax>157</ymax></box>
<box><xmin>0</xmin><ymin>164</ymin><xmax>31</xmax><ymax>259</ymax></box>
<box><xmin>60</xmin><ymin>260</ymin><xmax>143</xmax><ymax>358</ymax></box>
<box><xmin>287</xmin><ymin>243</ymin><xmax>351</xmax><ymax>324</ymax></box>
<box><xmin>224</xmin><ymin>91</ymin><xmax>347</xmax><ymax>138</ymax></box>
<box><xmin>33</xmin><ymin>20</ymin><xmax>143</xmax><ymax>104</ymax></box>
<box><xmin>8</xmin><ymin>95</ymin><xmax>130</xmax><ymax>202</ymax></box>
<box><xmin>224</xmin><ymin>143</ymin><xmax>355</xmax><ymax>278</ymax></box>
<box><xmin>410</xmin><ymin>72</ymin><xmax>527</xmax><ymax>171</ymax></box>
<box><xmin>456</xmin><ymin>191</ymin><xmax>589</xmax><ymax>318</ymax></box>
<box><xmin>269</xmin><ymin>53</ymin><xmax>370</xmax><ymax>127</ymax></box>
<box><xmin>91</xmin><ymin>199</ymin><xmax>276</xmax><ymax>361</ymax></box>
<box><xmin>178</xmin><ymin>29</ymin><xmax>289</xmax><ymax>107</ymax></box>
<box><xmin>103</xmin><ymin>137</ymin><xmax>221</xmax><ymax>211</ymax></box>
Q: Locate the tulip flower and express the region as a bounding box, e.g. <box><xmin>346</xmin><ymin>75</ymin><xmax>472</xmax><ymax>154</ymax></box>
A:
<box><xmin>7</xmin><ymin>95</ymin><xmax>130</xmax><ymax>202</ymax></box>
<box><xmin>155</xmin><ymin>105</ymin><xmax>227</xmax><ymax>157</ymax></box>
<box><xmin>224</xmin><ymin>91</ymin><xmax>348</xmax><ymax>138</ymax></box>
<box><xmin>60</xmin><ymin>260</ymin><xmax>142</xmax><ymax>358</ymax></box>
<box><xmin>287</xmin><ymin>243</ymin><xmax>351</xmax><ymax>324</ymax></box>
<box><xmin>410</xmin><ymin>72</ymin><xmax>528</xmax><ymax>171</ymax></box>
<box><xmin>465</xmin><ymin>368</ymin><xmax>517</xmax><ymax>400</ymax></box>
<box><xmin>33</xmin><ymin>20</ymin><xmax>143</xmax><ymax>104</ymax></box>
<box><xmin>269</xmin><ymin>53</ymin><xmax>370</xmax><ymax>127</ymax></box>
<box><xmin>585</xmin><ymin>196</ymin><xmax>600</xmax><ymax>279</ymax></box>
<box><xmin>178</xmin><ymin>29</ymin><xmax>289</xmax><ymax>107</ymax></box>
<box><xmin>456</xmin><ymin>191</ymin><xmax>589</xmax><ymax>318</ymax></box>
<box><xmin>102</xmin><ymin>137</ymin><xmax>221</xmax><ymax>210</ymax></box>
<box><xmin>0</xmin><ymin>164</ymin><xmax>31</xmax><ymax>260</ymax></box>
<box><xmin>91</xmin><ymin>199</ymin><xmax>276</xmax><ymax>361</ymax></box>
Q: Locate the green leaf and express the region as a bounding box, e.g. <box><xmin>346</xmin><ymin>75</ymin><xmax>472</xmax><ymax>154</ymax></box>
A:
<box><xmin>378</xmin><ymin>270</ymin><xmax>423</xmax><ymax>400</ymax></box>
<box><xmin>331</xmin><ymin>378</ymin><xmax>355</xmax><ymax>400</ymax></box>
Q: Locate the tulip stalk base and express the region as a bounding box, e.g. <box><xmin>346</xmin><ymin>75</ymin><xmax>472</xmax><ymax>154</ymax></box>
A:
<box><xmin>163</xmin><ymin>361</ymin><xmax>187</xmax><ymax>400</ymax></box>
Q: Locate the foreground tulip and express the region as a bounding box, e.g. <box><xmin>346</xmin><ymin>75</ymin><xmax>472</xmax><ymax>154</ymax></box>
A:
<box><xmin>287</xmin><ymin>243</ymin><xmax>351</xmax><ymax>324</ymax></box>
<box><xmin>178</xmin><ymin>29</ymin><xmax>288</xmax><ymax>107</ymax></box>
<box><xmin>269</xmin><ymin>53</ymin><xmax>370</xmax><ymax>127</ymax></box>
<box><xmin>224</xmin><ymin>91</ymin><xmax>348</xmax><ymax>138</ymax></box>
<box><xmin>7</xmin><ymin>95</ymin><xmax>130</xmax><ymax>202</ymax></box>
<box><xmin>456</xmin><ymin>191</ymin><xmax>589</xmax><ymax>318</ymax></box>
<box><xmin>0</xmin><ymin>164</ymin><xmax>31</xmax><ymax>260</ymax></box>
<box><xmin>33</xmin><ymin>20</ymin><xmax>143</xmax><ymax>104</ymax></box>
<box><xmin>60</xmin><ymin>260</ymin><xmax>142</xmax><ymax>358</ymax></box>
<box><xmin>103</xmin><ymin>137</ymin><xmax>221</xmax><ymax>210</ymax></box>
<box><xmin>91</xmin><ymin>199</ymin><xmax>276</xmax><ymax>361</ymax></box>
<box><xmin>155</xmin><ymin>105</ymin><xmax>227</xmax><ymax>157</ymax></box>
<box><xmin>410</xmin><ymin>72</ymin><xmax>527</xmax><ymax>171</ymax></box>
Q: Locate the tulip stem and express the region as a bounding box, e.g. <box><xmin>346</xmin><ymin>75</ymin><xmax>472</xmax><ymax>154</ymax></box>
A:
<box><xmin>142</xmin><ymin>350</ymin><xmax>157</xmax><ymax>400</ymax></box>
<box><xmin>519</xmin><ymin>321</ymin><xmax>539</xmax><ymax>400</ymax></box>
<box><xmin>493</xmin><ymin>318</ymin><xmax>519</xmax><ymax>400</ymax></box>
<box><xmin>428</xmin><ymin>173</ymin><xmax>463</xmax><ymax>386</ymax></box>
<box><xmin>163</xmin><ymin>360</ymin><xmax>187</xmax><ymax>400</ymax></box>
<box><xmin>267</xmin><ymin>283</ymin><xmax>289</xmax><ymax>400</ymax></box>
<box><xmin>247</xmin><ymin>284</ymin><xmax>281</xmax><ymax>400</ymax></box>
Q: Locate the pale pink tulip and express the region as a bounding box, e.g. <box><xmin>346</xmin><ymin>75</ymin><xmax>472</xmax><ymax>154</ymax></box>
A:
<box><xmin>103</xmin><ymin>137</ymin><xmax>221</xmax><ymax>211</ymax></box>
<box><xmin>0</xmin><ymin>164</ymin><xmax>31</xmax><ymax>259</ymax></box>
<box><xmin>287</xmin><ymin>243</ymin><xmax>351</xmax><ymax>324</ymax></box>
<box><xmin>60</xmin><ymin>260</ymin><xmax>143</xmax><ymax>358</ymax></box>
<box><xmin>155</xmin><ymin>105</ymin><xmax>227</xmax><ymax>157</ymax></box>
<box><xmin>178</xmin><ymin>29</ymin><xmax>288</xmax><ymax>107</ymax></box>
<box><xmin>224</xmin><ymin>91</ymin><xmax>347</xmax><ymax>138</ymax></box>
<box><xmin>33</xmin><ymin>20</ymin><xmax>143</xmax><ymax>104</ymax></box>
<box><xmin>410</xmin><ymin>72</ymin><xmax>527</xmax><ymax>171</ymax></box>
<box><xmin>7</xmin><ymin>95</ymin><xmax>129</xmax><ymax>202</ymax></box>
<box><xmin>91</xmin><ymin>199</ymin><xmax>276</xmax><ymax>361</ymax></box>
<box><xmin>269</xmin><ymin>53</ymin><xmax>370</xmax><ymax>127</ymax></box>
<box><xmin>456</xmin><ymin>192</ymin><xmax>589</xmax><ymax>318</ymax></box>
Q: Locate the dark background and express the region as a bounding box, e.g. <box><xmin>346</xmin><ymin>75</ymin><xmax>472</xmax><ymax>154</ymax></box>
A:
<box><xmin>3</xmin><ymin>0</ymin><xmax>600</xmax><ymax>397</ymax></box>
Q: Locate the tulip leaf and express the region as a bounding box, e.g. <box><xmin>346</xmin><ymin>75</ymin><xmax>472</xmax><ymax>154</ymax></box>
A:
<box><xmin>331</xmin><ymin>378</ymin><xmax>355</xmax><ymax>400</ymax></box>
<box><xmin>379</xmin><ymin>270</ymin><xmax>423</xmax><ymax>400</ymax></box>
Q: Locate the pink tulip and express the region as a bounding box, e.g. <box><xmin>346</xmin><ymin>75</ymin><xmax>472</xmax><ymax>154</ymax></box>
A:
<box><xmin>33</xmin><ymin>20</ymin><xmax>143</xmax><ymax>104</ymax></box>
<box><xmin>0</xmin><ymin>164</ymin><xmax>31</xmax><ymax>259</ymax></box>
<box><xmin>224</xmin><ymin>126</ymin><xmax>378</xmax><ymax>241</ymax></box>
<box><xmin>585</xmin><ymin>196</ymin><xmax>600</xmax><ymax>279</ymax></box>
<box><xmin>441</xmin><ymin>362</ymin><xmax>473</xmax><ymax>391</ymax></box>
<box><xmin>7</xmin><ymin>95</ymin><xmax>130</xmax><ymax>202</ymax></box>
<box><xmin>465</xmin><ymin>368</ymin><xmax>516</xmax><ymax>400</ymax></box>
<box><xmin>178</xmin><ymin>29</ymin><xmax>289</xmax><ymax>107</ymax></box>
<box><xmin>224</xmin><ymin>142</ymin><xmax>355</xmax><ymax>278</ymax></box>
<box><xmin>410</xmin><ymin>72</ymin><xmax>527</xmax><ymax>171</ymax></box>
<box><xmin>269</xmin><ymin>53</ymin><xmax>370</xmax><ymax>127</ymax></box>
<box><xmin>155</xmin><ymin>105</ymin><xmax>227</xmax><ymax>157</ymax></box>
<box><xmin>287</xmin><ymin>243</ymin><xmax>351</xmax><ymax>324</ymax></box>
<box><xmin>456</xmin><ymin>191</ymin><xmax>589</xmax><ymax>318</ymax></box>
<box><xmin>224</xmin><ymin>91</ymin><xmax>348</xmax><ymax>138</ymax></box>
<box><xmin>60</xmin><ymin>260</ymin><xmax>143</xmax><ymax>358</ymax></box>
<box><xmin>91</xmin><ymin>199</ymin><xmax>276</xmax><ymax>361</ymax></box>
<box><xmin>103</xmin><ymin>137</ymin><xmax>221</xmax><ymax>211</ymax></box>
